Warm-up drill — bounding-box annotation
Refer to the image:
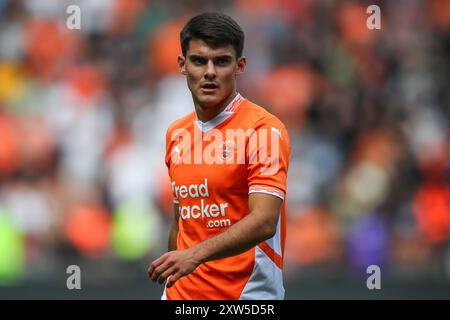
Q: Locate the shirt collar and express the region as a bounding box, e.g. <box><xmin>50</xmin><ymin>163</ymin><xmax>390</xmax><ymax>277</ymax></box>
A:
<box><xmin>195</xmin><ymin>93</ymin><xmax>244</xmax><ymax>132</ymax></box>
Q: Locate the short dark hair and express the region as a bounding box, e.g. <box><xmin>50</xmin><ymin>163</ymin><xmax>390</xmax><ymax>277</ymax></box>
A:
<box><xmin>180</xmin><ymin>12</ymin><xmax>245</xmax><ymax>58</ymax></box>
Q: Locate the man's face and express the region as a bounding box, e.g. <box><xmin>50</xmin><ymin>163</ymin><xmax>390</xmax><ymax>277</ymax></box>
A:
<box><xmin>178</xmin><ymin>38</ymin><xmax>246</xmax><ymax>109</ymax></box>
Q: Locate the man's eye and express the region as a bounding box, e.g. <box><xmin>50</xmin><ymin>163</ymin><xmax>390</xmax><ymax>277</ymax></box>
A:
<box><xmin>216</xmin><ymin>58</ymin><xmax>229</xmax><ymax>65</ymax></box>
<box><xmin>192</xmin><ymin>58</ymin><xmax>205</xmax><ymax>65</ymax></box>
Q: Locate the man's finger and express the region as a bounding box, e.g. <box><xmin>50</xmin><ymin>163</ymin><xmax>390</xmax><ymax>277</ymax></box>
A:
<box><xmin>149</xmin><ymin>262</ymin><xmax>167</xmax><ymax>282</ymax></box>
<box><xmin>151</xmin><ymin>263</ymin><xmax>171</xmax><ymax>282</ymax></box>
<box><xmin>147</xmin><ymin>254</ymin><xmax>168</xmax><ymax>278</ymax></box>
<box><xmin>158</xmin><ymin>267</ymin><xmax>177</xmax><ymax>284</ymax></box>
<box><xmin>166</xmin><ymin>271</ymin><xmax>183</xmax><ymax>288</ymax></box>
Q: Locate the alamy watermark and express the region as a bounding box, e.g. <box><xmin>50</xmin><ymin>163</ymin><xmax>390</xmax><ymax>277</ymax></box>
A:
<box><xmin>66</xmin><ymin>5</ymin><xmax>81</xmax><ymax>30</ymax></box>
<box><xmin>366</xmin><ymin>264</ymin><xmax>381</xmax><ymax>290</ymax></box>
<box><xmin>169</xmin><ymin>127</ymin><xmax>283</xmax><ymax>175</ymax></box>
<box><xmin>66</xmin><ymin>265</ymin><xmax>81</xmax><ymax>290</ymax></box>
<box><xmin>367</xmin><ymin>5</ymin><xmax>381</xmax><ymax>30</ymax></box>
<box><xmin>64</xmin><ymin>4</ymin><xmax>380</xmax><ymax>31</ymax></box>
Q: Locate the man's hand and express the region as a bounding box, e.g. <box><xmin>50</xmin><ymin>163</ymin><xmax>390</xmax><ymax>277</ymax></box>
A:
<box><xmin>147</xmin><ymin>248</ymin><xmax>202</xmax><ymax>288</ymax></box>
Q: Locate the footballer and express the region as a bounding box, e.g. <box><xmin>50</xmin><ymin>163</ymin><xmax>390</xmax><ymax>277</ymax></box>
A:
<box><xmin>148</xmin><ymin>12</ymin><xmax>290</xmax><ymax>300</ymax></box>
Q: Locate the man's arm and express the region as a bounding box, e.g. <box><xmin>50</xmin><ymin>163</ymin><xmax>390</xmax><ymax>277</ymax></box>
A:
<box><xmin>168</xmin><ymin>204</ymin><xmax>179</xmax><ymax>251</ymax></box>
<box><xmin>147</xmin><ymin>192</ymin><xmax>282</xmax><ymax>288</ymax></box>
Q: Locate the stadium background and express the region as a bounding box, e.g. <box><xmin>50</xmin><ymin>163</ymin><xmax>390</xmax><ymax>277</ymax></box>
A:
<box><xmin>0</xmin><ymin>0</ymin><xmax>449</xmax><ymax>299</ymax></box>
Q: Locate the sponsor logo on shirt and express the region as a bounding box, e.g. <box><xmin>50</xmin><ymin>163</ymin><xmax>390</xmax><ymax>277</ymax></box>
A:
<box><xmin>172</xmin><ymin>178</ymin><xmax>231</xmax><ymax>228</ymax></box>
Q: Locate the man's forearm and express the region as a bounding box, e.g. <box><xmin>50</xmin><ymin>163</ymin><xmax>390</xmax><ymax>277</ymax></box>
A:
<box><xmin>168</xmin><ymin>223</ymin><xmax>178</xmax><ymax>251</ymax></box>
<box><xmin>191</xmin><ymin>210</ymin><xmax>275</xmax><ymax>264</ymax></box>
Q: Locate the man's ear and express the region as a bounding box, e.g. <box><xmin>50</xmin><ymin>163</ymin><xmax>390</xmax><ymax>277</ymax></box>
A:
<box><xmin>178</xmin><ymin>55</ymin><xmax>187</xmax><ymax>75</ymax></box>
<box><xmin>236</xmin><ymin>56</ymin><xmax>246</xmax><ymax>75</ymax></box>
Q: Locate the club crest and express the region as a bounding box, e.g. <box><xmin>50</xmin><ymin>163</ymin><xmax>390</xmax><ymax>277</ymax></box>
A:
<box><xmin>217</xmin><ymin>140</ymin><xmax>236</xmax><ymax>162</ymax></box>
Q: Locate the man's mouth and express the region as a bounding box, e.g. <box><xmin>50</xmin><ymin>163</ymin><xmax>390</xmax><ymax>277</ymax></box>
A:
<box><xmin>201</xmin><ymin>83</ymin><xmax>218</xmax><ymax>93</ymax></box>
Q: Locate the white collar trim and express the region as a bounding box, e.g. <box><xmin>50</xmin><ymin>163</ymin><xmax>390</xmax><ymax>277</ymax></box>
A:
<box><xmin>195</xmin><ymin>93</ymin><xmax>244</xmax><ymax>132</ymax></box>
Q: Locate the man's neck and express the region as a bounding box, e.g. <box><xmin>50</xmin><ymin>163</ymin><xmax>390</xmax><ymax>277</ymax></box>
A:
<box><xmin>194</xmin><ymin>91</ymin><xmax>238</xmax><ymax>122</ymax></box>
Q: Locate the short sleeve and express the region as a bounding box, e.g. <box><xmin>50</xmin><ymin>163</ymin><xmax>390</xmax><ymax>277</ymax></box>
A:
<box><xmin>246</xmin><ymin>117</ymin><xmax>290</xmax><ymax>200</ymax></box>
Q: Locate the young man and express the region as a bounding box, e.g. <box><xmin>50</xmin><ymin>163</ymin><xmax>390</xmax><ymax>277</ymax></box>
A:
<box><xmin>148</xmin><ymin>12</ymin><xmax>290</xmax><ymax>300</ymax></box>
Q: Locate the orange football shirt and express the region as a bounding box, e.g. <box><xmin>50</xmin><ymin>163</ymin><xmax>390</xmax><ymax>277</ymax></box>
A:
<box><xmin>163</xmin><ymin>93</ymin><xmax>290</xmax><ymax>300</ymax></box>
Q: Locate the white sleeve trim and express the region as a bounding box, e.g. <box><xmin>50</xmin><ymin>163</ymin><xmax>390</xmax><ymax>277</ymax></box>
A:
<box><xmin>249</xmin><ymin>185</ymin><xmax>285</xmax><ymax>201</ymax></box>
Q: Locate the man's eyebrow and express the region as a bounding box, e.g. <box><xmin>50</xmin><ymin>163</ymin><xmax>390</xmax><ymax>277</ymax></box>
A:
<box><xmin>214</xmin><ymin>55</ymin><xmax>233</xmax><ymax>60</ymax></box>
<box><xmin>188</xmin><ymin>54</ymin><xmax>233</xmax><ymax>59</ymax></box>
<box><xmin>188</xmin><ymin>54</ymin><xmax>206</xmax><ymax>59</ymax></box>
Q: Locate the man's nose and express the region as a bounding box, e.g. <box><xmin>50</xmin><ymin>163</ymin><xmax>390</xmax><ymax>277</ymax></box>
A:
<box><xmin>204</xmin><ymin>60</ymin><xmax>217</xmax><ymax>80</ymax></box>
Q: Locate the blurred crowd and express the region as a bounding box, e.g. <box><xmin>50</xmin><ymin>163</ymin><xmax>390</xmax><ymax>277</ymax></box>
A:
<box><xmin>0</xmin><ymin>0</ymin><xmax>449</xmax><ymax>287</ymax></box>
